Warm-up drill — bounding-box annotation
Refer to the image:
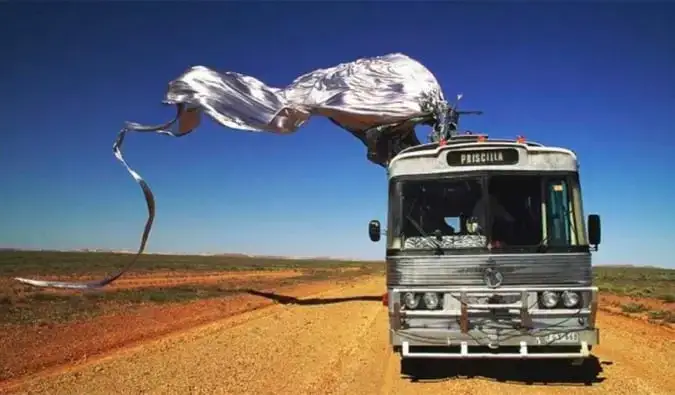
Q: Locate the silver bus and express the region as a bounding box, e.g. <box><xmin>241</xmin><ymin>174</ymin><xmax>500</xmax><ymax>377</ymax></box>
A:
<box><xmin>368</xmin><ymin>132</ymin><xmax>602</xmax><ymax>366</ymax></box>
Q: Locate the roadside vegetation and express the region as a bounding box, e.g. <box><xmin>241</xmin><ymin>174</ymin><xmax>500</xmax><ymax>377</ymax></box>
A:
<box><xmin>594</xmin><ymin>266</ymin><xmax>674</xmax><ymax>301</ymax></box>
<box><xmin>0</xmin><ymin>250</ymin><xmax>381</xmax><ymax>277</ymax></box>
<box><xmin>0</xmin><ymin>250</ymin><xmax>385</xmax><ymax>325</ymax></box>
<box><xmin>594</xmin><ymin>265</ymin><xmax>674</xmax><ymax>325</ymax></box>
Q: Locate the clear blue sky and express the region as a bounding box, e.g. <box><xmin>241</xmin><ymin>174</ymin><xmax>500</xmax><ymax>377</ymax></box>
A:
<box><xmin>1</xmin><ymin>3</ymin><xmax>673</xmax><ymax>267</ymax></box>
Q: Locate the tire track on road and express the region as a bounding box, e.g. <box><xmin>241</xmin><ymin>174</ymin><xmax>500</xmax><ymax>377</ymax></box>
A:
<box><xmin>308</xmin><ymin>303</ymin><xmax>388</xmax><ymax>395</ymax></box>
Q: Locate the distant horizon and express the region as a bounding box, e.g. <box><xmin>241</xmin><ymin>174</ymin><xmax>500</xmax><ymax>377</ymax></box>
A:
<box><xmin>1</xmin><ymin>247</ymin><xmax>671</xmax><ymax>270</ymax></box>
<box><xmin>0</xmin><ymin>246</ymin><xmax>382</xmax><ymax>262</ymax></box>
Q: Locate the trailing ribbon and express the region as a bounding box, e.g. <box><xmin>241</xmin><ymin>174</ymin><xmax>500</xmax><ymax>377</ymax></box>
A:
<box><xmin>14</xmin><ymin>105</ymin><xmax>196</xmax><ymax>289</ymax></box>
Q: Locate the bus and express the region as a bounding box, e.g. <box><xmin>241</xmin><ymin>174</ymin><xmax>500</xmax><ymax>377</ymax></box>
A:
<box><xmin>368</xmin><ymin>131</ymin><xmax>602</xmax><ymax>367</ymax></box>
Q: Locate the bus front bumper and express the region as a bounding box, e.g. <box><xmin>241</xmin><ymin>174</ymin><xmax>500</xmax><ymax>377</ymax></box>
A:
<box><xmin>392</xmin><ymin>328</ymin><xmax>599</xmax><ymax>359</ymax></box>
<box><xmin>388</xmin><ymin>286</ymin><xmax>600</xmax><ymax>359</ymax></box>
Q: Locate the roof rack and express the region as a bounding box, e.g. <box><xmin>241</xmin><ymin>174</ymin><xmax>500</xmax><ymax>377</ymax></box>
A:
<box><xmin>398</xmin><ymin>135</ymin><xmax>544</xmax><ymax>156</ymax></box>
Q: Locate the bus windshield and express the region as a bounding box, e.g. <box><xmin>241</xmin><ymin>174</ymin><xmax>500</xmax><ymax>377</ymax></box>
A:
<box><xmin>388</xmin><ymin>173</ymin><xmax>588</xmax><ymax>252</ymax></box>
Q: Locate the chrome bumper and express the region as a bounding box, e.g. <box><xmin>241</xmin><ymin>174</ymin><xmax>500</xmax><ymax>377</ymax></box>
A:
<box><xmin>401</xmin><ymin>340</ymin><xmax>591</xmax><ymax>359</ymax></box>
<box><xmin>388</xmin><ymin>286</ymin><xmax>599</xmax><ymax>359</ymax></box>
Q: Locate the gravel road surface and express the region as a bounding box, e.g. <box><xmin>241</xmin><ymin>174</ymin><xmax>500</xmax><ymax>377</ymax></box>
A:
<box><xmin>5</xmin><ymin>276</ymin><xmax>674</xmax><ymax>395</ymax></box>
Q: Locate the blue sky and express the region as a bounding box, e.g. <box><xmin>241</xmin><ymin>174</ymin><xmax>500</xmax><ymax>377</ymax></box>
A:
<box><xmin>1</xmin><ymin>3</ymin><xmax>673</xmax><ymax>267</ymax></box>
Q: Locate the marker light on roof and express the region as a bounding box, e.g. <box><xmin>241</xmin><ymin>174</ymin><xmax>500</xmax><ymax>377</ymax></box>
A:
<box><xmin>517</xmin><ymin>135</ymin><xmax>525</xmax><ymax>144</ymax></box>
<box><xmin>478</xmin><ymin>136</ymin><xmax>486</xmax><ymax>142</ymax></box>
<box><xmin>439</xmin><ymin>139</ymin><xmax>447</xmax><ymax>146</ymax></box>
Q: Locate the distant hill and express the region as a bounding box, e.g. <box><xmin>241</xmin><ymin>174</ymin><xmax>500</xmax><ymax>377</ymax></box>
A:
<box><xmin>0</xmin><ymin>248</ymin><xmax>381</xmax><ymax>263</ymax></box>
<box><xmin>594</xmin><ymin>264</ymin><xmax>668</xmax><ymax>270</ymax></box>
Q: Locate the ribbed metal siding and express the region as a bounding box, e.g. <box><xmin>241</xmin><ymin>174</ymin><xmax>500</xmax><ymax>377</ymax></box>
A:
<box><xmin>386</xmin><ymin>253</ymin><xmax>591</xmax><ymax>286</ymax></box>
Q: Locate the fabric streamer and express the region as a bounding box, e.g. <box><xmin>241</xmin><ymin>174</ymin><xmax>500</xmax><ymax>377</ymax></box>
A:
<box><xmin>15</xmin><ymin>53</ymin><xmax>448</xmax><ymax>289</ymax></box>
<box><xmin>14</xmin><ymin>105</ymin><xmax>198</xmax><ymax>289</ymax></box>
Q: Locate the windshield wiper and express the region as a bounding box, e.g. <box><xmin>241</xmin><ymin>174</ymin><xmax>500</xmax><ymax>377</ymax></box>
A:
<box><xmin>537</xmin><ymin>232</ymin><xmax>551</xmax><ymax>252</ymax></box>
<box><xmin>404</xmin><ymin>213</ymin><xmax>444</xmax><ymax>254</ymax></box>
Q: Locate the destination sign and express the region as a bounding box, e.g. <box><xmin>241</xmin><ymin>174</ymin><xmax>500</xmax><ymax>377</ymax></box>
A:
<box><xmin>446</xmin><ymin>148</ymin><xmax>519</xmax><ymax>166</ymax></box>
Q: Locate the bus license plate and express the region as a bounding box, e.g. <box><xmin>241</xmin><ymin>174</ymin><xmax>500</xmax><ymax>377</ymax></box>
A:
<box><xmin>540</xmin><ymin>332</ymin><xmax>579</xmax><ymax>344</ymax></box>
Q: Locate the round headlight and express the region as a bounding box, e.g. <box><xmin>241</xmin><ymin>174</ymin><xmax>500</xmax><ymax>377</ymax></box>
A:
<box><xmin>403</xmin><ymin>292</ymin><xmax>420</xmax><ymax>309</ymax></box>
<box><xmin>540</xmin><ymin>291</ymin><xmax>560</xmax><ymax>308</ymax></box>
<box><xmin>422</xmin><ymin>292</ymin><xmax>440</xmax><ymax>309</ymax></box>
<box><xmin>561</xmin><ymin>291</ymin><xmax>580</xmax><ymax>308</ymax></box>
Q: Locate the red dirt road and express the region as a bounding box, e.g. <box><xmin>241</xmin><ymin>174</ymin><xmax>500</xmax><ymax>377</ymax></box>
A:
<box><xmin>0</xmin><ymin>271</ymin><xmax>349</xmax><ymax>384</ymax></box>
<box><xmin>2</xmin><ymin>276</ymin><xmax>674</xmax><ymax>395</ymax></box>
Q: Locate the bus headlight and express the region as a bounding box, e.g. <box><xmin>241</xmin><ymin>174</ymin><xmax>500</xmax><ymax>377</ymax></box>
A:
<box><xmin>403</xmin><ymin>292</ymin><xmax>420</xmax><ymax>309</ymax></box>
<box><xmin>422</xmin><ymin>292</ymin><xmax>441</xmax><ymax>309</ymax></box>
<box><xmin>561</xmin><ymin>291</ymin><xmax>580</xmax><ymax>308</ymax></box>
<box><xmin>540</xmin><ymin>291</ymin><xmax>560</xmax><ymax>308</ymax></box>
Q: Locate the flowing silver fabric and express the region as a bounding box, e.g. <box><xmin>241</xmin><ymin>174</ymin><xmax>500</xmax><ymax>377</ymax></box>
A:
<box><xmin>15</xmin><ymin>53</ymin><xmax>447</xmax><ymax>289</ymax></box>
<box><xmin>164</xmin><ymin>52</ymin><xmax>446</xmax><ymax>135</ymax></box>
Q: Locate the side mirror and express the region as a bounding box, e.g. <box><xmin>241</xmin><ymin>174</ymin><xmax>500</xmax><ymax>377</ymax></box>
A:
<box><xmin>588</xmin><ymin>214</ymin><xmax>601</xmax><ymax>246</ymax></box>
<box><xmin>368</xmin><ymin>220</ymin><xmax>381</xmax><ymax>242</ymax></box>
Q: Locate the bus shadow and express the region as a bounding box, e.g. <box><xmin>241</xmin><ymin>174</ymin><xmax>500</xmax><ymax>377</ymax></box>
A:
<box><xmin>401</xmin><ymin>356</ymin><xmax>608</xmax><ymax>386</ymax></box>
<box><xmin>244</xmin><ymin>289</ymin><xmax>381</xmax><ymax>305</ymax></box>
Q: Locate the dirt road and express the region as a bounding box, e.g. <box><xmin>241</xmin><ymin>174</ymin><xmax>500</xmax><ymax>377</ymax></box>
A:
<box><xmin>5</xmin><ymin>276</ymin><xmax>675</xmax><ymax>395</ymax></box>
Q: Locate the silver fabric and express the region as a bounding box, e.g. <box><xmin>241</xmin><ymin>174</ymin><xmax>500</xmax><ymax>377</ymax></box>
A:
<box><xmin>163</xmin><ymin>52</ymin><xmax>446</xmax><ymax>136</ymax></box>
<box><xmin>15</xmin><ymin>53</ymin><xmax>447</xmax><ymax>290</ymax></box>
